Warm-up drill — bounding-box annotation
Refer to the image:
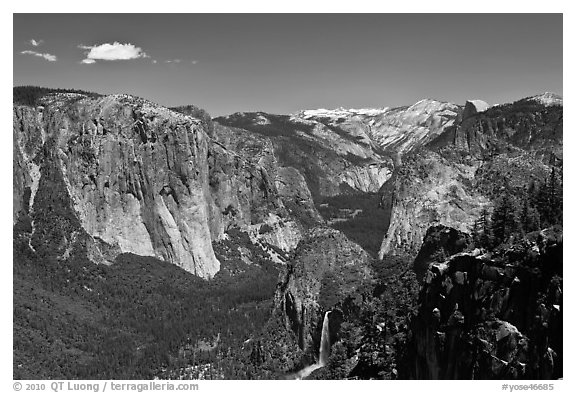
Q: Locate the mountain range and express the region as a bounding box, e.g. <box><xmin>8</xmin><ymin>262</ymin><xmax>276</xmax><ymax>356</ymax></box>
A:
<box><xmin>13</xmin><ymin>87</ymin><xmax>562</xmax><ymax>379</ymax></box>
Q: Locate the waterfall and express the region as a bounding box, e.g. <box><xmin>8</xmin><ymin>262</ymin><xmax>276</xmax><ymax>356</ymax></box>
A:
<box><xmin>318</xmin><ymin>311</ymin><xmax>331</xmax><ymax>366</ymax></box>
<box><xmin>292</xmin><ymin>310</ymin><xmax>332</xmax><ymax>379</ymax></box>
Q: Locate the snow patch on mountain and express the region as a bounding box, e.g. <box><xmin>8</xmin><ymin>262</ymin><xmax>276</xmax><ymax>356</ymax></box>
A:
<box><xmin>294</xmin><ymin>99</ymin><xmax>460</xmax><ymax>156</ymax></box>
<box><xmin>527</xmin><ymin>92</ymin><xmax>562</xmax><ymax>107</ymax></box>
<box><xmin>296</xmin><ymin>107</ymin><xmax>390</xmax><ymax>119</ymax></box>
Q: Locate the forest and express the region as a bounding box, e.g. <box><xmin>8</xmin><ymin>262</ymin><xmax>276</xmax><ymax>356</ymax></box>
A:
<box><xmin>12</xmin><ymin>85</ymin><xmax>563</xmax><ymax>380</ymax></box>
<box><xmin>316</xmin><ymin>192</ymin><xmax>390</xmax><ymax>257</ymax></box>
<box><xmin>13</xmin><ymin>86</ymin><xmax>102</xmax><ymax>106</ymax></box>
<box><xmin>471</xmin><ymin>166</ymin><xmax>562</xmax><ymax>250</ymax></box>
<box><xmin>13</xmin><ymin>224</ymin><xmax>281</xmax><ymax>379</ymax></box>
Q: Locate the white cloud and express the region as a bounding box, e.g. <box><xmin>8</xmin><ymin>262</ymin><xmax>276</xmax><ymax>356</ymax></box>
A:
<box><xmin>79</xmin><ymin>42</ymin><xmax>148</xmax><ymax>63</ymax></box>
<box><xmin>191</xmin><ymin>60</ymin><xmax>199</xmax><ymax>65</ymax></box>
<box><xmin>29</xmin><ymin>39</ymin><xmax>43</xmax><ymax>47</ymax></box>
<box><xmin>20</xmin><ymin>50</ymin><xmax>57</xmax><ymax>62</ymax></box>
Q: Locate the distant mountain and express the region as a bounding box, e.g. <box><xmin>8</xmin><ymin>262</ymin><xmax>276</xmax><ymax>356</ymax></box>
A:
<box><xmin>526</xmin><ymin>92</ymin><xmax>563</xmax><ymax>107</ymax></box>
<box><xmin>294</xmin><ymin>99</ymin><xmax>461</xmax><ymax>158</ymax></box>
<box><xmin>13</xmin><ymin>87</ymin><xmax>562</xmax><ymax>272</ymax></box>
<box><xmin>13</xmin><ymin>87</ymin><xmax>562</xmax><ymax>380</ymax></box>
<box><xmin>380</xmin><ymin>93</ymin><xmax>562</xmax><ymax>257</ymax></box>
<box><xmin>215</xmin><ymin>99</ymin><xmax>461</xmax><ymax>199</ymax></box>
<box><xmin>215</xmin><ymin>111</ymin><xmax>393</xmax><ymax>198</ymax></box>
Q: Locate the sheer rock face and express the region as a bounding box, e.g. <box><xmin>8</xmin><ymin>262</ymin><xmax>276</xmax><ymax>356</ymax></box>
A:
<box><xmin>461</xmin><ymin>100</ymin><xmax>490</xmax><ymax>121</ymax></box>
<box><xmin>405</xmin><ymin>227</ymin><xmax>562</xmax><ymax>379</ymax></box>
<box><xmin>13</xmin><ymin>106</ymin><xmax>44</xmax><ymax>226</ymax></box>
<box><xmin>412</xmin><ymin>225</ymin><xmax>471</xmax><ymax>280</ymax></box>
<box><xmin>296</xmin><ymin>99</ymin><xmax>461</xmax><ymax>159</ymax></box>
<box><xmin>274</xmin><ymin>228</ymin><xmax>373</xmax><ymax>355</ymax></box>
<box><xmin>275</xmin><ymin>166</ymin><xmax>324</xmax><ymax>226</ymax></box>
<box><xmin>13</xmin><ymin>94</ymin><xmax>293</xmax><ymax>278</ymax></box>
<box><xmin>379</xmin><ymin>97</ymin><xmax>562</xmax><ymax>259</ymax></box>
<box><xmin>431</xmin><ymin>97</ymin><xmax>563</xmax><ymax>160</ymax></box>
<box><xmin>215</xmin><ymin>112</ymin><xmax>394</xmax><ymax>199</ymax></box>
<box><xmin>217</xmin><ymin>100</ymin><xmax>462</xmax><ymax>200</ymax></box>
<box><xmin>378</xmin><ymin>149</ymin><xmax>490</xmax><ymax>258</ymax></box>
<box><xmin>212</xmin><ymin>123</ymin><xmax>323</xmax><ymax>229</ymax></box>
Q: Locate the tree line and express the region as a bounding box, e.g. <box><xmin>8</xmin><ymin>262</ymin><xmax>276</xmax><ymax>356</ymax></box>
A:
<box><xmin>472</xmin><ymin>166</ymin><xmax>562</xmax><ymax>249</ymax></box>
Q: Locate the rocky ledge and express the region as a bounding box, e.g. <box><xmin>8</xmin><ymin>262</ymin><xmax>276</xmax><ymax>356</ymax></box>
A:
<box><xmin>403</xmin><ymin>226</ymin><xmax>562</xmax><ymax>379</ymax></box>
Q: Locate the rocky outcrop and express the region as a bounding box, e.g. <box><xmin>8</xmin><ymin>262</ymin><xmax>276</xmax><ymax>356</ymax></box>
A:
<box><xmin>403</xmin><ymin>227</ymin><xmax>562</xmax><ymax>379</ymax></box>
<box><xmin>274</xmin><ymin>227</ymin><xmax>373</xmax><ymax>356</ymax></box>
<box><xmin>430</xmin><ymin>96</ymin><xmax>563</xmax><ymax>160</ymax></box>
<box><xmin>296</xmin><ymin>99</ymin><xmax>461</xmax><ymax>159</ymax></box>
<box><xmin>378</xmin><ymin>150</ymin><xmax>490</xmax><ymax>258</ymax></box>
<box><xmin>13</xmin><ymin>93</ymin><xmax>294</xmax><ymax>278</ymax></box>
<box><xmin>380</xmin><ymin>95</ymin><xmax>562</xmax><ymax>259</ymax></box>
<box><xmin>212</xmin><ymin>123</ymin><xmax>323</xmax><ymax>229</ymax></box>
<box><xmin>461</xmin><ymin>100</ymin><xmax>489</xmax><ymax>121</ymax></box>
<box><xmin>275</xmin><ymin>167</ymin><xmax>324</xmax><ymax>226</ymax></box>
<box><xmin>13</xmin><ymin>105</ymin><xmax>44</xmax><ymax>226</ymax></box>
<box><xmin>215</xmin><ymin>112</ymin><xmax>393</xmax><ymax>199</ymax></box>
<box><xmin>412</xmin><ymin>225</ymin><xmax>471</xmax><ymax>280</ymax></box>
<box><xmin>527</xmin><ymin>92</ymin><xmax>563</xmax><ymax>107</ymax></box>
<box><xmin>216</xmin><ymin>99</ymin><xmax>463</xmax><ymax>201</ymax></box>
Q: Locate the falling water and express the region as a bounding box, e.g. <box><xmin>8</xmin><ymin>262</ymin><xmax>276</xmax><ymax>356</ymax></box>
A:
<box><xmin>318</xmin><ymin>311</ymin><xmax>331</xmax><ymax>366</ymax></box>
<box><xmin>292</xmin><ymin>310</ymin><xmax>331</xmax><ymax>379</ymax></box>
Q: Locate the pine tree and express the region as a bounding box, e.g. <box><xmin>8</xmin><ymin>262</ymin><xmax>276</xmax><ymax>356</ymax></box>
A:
<box><xmin>548</xmin><ymin>166</ymin><xmax>562</xmax><ymax>225</ymax></box>
<box><xmin>472</xmin><ymin>207</ymin><xmax>493</xmax><ymax>248</ymax></box>
<box><xmin>471</xmin><ymin>219</ymin><xmax>481</xmax><ymax>246</ymax></box>
<box><xmin>491</xmin><ymin>193</ymin><xmax>518</xmax><ymax>245</ymax></box>
<box><xmin>536</xmin><ymin>167</ymin><xmax>563</xmax><ymax>227</ymax></box>
<box><xmin>519</xmin><ymin>193</ymin><xmax>540</xmax><ymax>234</ymax></box>
<box><xmin>325</xmin><ymin>342</ymin><xmax>349</xmax><ymax>379</ymax></box>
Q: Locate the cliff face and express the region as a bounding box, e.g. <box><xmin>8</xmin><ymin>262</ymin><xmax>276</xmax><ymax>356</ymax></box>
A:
<box><xmin>461</xmin><ymin>100</ymin><xmax>490</xmax><ymax>121</ymax></box>
<box><xmin>378</xmin><ymin>150</ymin><xmax>490</xmax><ymax>258</ymax></box>
<box><xmin>212</xmin><ymin>123</ymin><xmax>323</xmax><ymax>230</ymax></box>
<box><xmin>215</xmin><ymin>112</ymin><xmax>394</xmax><ymax>199</ymax></box>
<box><xmin>273</xmin><ymin>227</ymin><xmax>373</xmax><ymax>357</ymax></box>
<box><xmin>216</xmin><ymin>100</ymin><xmax>461</xmax><ymax>201</ymax></box>
<box><xmin>430</xmin><ymin>97</ymin><xmax>563</xmax><ymax>161</ymax></box>
<box><xmin>412</xmin><ymin>225</ymin><xmax>471</xmax><ymax>280</ymax></box>
<box><xmin>13</xmin><ymin>93</ymin><xmax>297</xmax><ymax>278</ymax></box>
<box><xmin>379</xmin><ymin>97</ymin><xmax>562</xmax><ymax>259</ymax></box>
<box><xmin>296</xmin><ymin>99</ymin><xmax>461</xmax><ymax>158</ymax></box>
<box><xmin>404</xmin><ymin>227</ymin><xmax>562</xmax><ymax>379</ymax></box>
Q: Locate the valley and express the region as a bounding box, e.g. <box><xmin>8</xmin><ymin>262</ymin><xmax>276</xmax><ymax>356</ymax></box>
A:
<box><xmin>12</xmin><ymin>86</ymin><xmax>562</xmax><ymax>380</ymax></box>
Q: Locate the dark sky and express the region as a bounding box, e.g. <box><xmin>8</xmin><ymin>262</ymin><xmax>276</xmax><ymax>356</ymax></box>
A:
<box><xmin>13</xmin><ymin>14</ymin><xmax>562</xmax><ymax>116</ymax></box>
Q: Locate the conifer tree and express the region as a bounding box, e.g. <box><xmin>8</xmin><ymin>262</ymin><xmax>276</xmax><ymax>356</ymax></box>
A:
<box><xmin>519</xmin><ymin>193</ymin><xmax>540</xmax><ymax>234</ymax></box>
<box><xmin>536</xmin><ymin>167</ymin><xmax>563</xmax><ymax>227</ymax></box>
<box><xmin>472</xmin><ymin>207</ymin><xmax>494</xmax><ymax>248</ymax></box>
<box><xmin>548</xmin><ymin>166</ymin><xmax>562</xmax><ymax>225</ymax></box>
<box><xmin>491</xmin><ymin>193</ymin><xmax>518</xmax><ymax>245</ymax></box>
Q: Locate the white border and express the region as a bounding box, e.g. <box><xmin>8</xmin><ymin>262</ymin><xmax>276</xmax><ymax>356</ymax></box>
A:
<box><xmin>3</xmin><ymin>4</ymin><xmax>573</xmax><ymax>392</ymax></box>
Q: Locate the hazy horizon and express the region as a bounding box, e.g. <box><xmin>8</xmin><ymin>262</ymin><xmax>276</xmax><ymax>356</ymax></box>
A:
<box><xmin>14</xmin><ymin>14</ymin><xmax>562</xmax><ymax>116</ymax></box>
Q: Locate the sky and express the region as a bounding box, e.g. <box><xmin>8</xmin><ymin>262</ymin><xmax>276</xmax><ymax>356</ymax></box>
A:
<box><xmin>13</xmin><ymin>14</ymin><xmax>563</xmax><ymax>116</ymax></box>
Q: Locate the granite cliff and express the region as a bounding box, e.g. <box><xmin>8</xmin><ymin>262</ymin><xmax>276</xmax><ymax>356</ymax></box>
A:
<box><xmin>13</xmin><ymin>87</ymin><xmax>562</xmax><ymax>380</ymax></box>
<box><xmin>216</xmin><ymin>99</ymin><xmax>460</xmax><ymax>200</ymax></box>
<box><xmin>403</xmin><ymin>226</ymin><xmax>562</xmax><ymax>379</ymax></box>
<box><xmin>274</xmin><ymin>227</ymin><xmax>373</xmax><ymax>356</ymax></box>
<box><xmin>379</xmin><ymin>95</ymin><xmax>563</xmax><ymax>259</ymax></box>
<box><xmin>13</xmin><ymin>93</ymin><xmax>313</xmax><ymax>278</ymax></box>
